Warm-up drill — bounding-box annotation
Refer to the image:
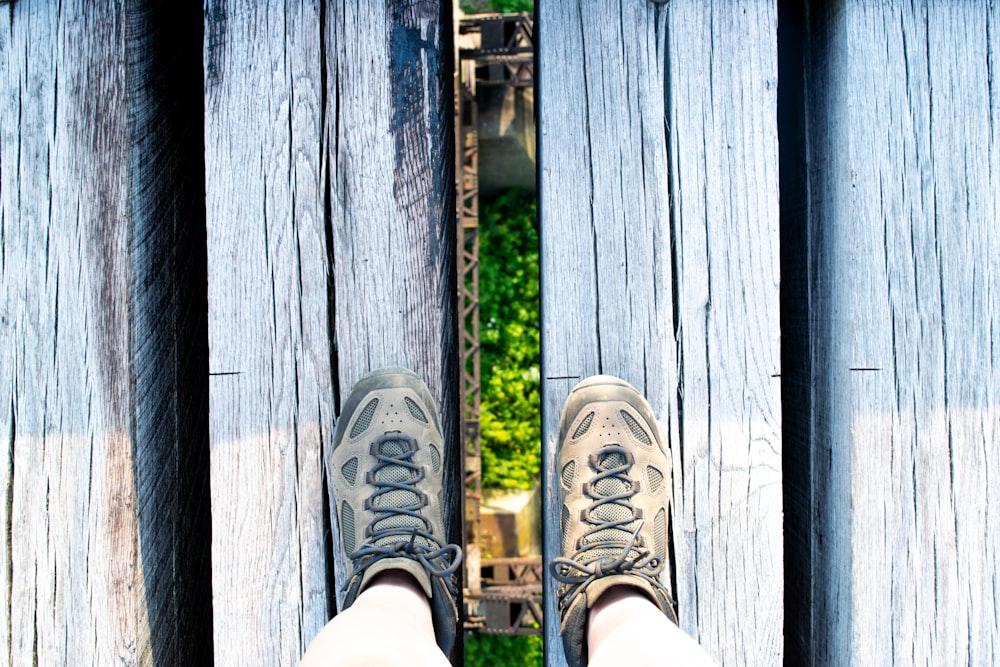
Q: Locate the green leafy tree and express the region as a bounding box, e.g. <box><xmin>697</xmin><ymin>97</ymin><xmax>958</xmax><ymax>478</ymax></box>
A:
<box><xmin>477</xmin><ymin>189</ymin><xmax>540</xmax><ymax>490</ymax></box>
<box><xmin>466</xmin><ymin>633</ymin><xmax>543</xmax><ymax>667</ymax></box>
<box><xmin>465</xmin><ymin>190</ymin><xmax>540</xmax><ymax>666</ymax></box>
<box><xmin>461</xmin><ymin>0</ymin><xmax>533</xmax><ymax>14</ymax></box>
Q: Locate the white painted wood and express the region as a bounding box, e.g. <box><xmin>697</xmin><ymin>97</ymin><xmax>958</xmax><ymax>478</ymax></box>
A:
<box><xmin>792</xmin><ymin>3</ymin><xmax>1000</xmax><ymax>664</ymax></box>
<box><xmin>2</xmin><ymin>2</ymin><xmax>211</xmax><ymax>664</ymax></box>
<box><xmin>203</xmin><ymin>2</ymin><xmax>331</xmax><ymax>664</ymax></box>
<box><xmin>204</xmin><ymin>0</ymin><xmax>457</xmax><ymax>663</ymax></box>
<box><xmin>538</xmin><ymin>1</ymin><xmax>782</xmax><ymax>665</ymax></box>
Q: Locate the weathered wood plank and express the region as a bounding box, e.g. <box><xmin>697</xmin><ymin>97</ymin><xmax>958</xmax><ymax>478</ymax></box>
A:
<box><xmin>664</xmin><ymin>6</ymin><xmax>783</xmax><ymax>663</ymax></box>
<box><xmin>204</xmin><ymin>0</ymin><xmax>457</xmax><ymax>663</ymax></box>
<box><xmin>784</xmin><ymin>3</ymin><xmax>1000</xmax><ymax>664</ymax></box>
<box><xmin>539</xmin><ymin>1</ymin><xmax>782</xmax><ymax>665</ymax></box>
<box><xmin>323</xmin><ymin>0</ymin><xmax>460</xmax><ymax>660</ymax></box>
<box><xmin>2</xmin><ymin>1</ymin><xmax>211</xmax><ymax>664</ymax></box>
<box><xmin>129</xmin><ymin>1</ymin><xmax>215</xmax><ymax>663</ymax></box>
<box><xmin>203</xmin><ymin>1</ymin><xmax>331</xmax><ymax>664</ymax></box>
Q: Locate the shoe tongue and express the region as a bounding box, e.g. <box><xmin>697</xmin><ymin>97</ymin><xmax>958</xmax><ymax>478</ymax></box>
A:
<box><xmin>583</xmin><ymin>450</ymin><xmax>639</xmax><ymax>561</ymax></box>
<box><xmin>371</xmin><ymin>438</ymin><xmax>430</xmax><ymax>548</ymax></box>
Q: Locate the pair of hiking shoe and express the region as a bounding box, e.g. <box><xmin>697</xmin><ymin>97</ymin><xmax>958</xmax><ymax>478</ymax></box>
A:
<box><xmin>329</xmin><ymin>367</ymin><xmax>676</xmax><ymax>667</ymax></box>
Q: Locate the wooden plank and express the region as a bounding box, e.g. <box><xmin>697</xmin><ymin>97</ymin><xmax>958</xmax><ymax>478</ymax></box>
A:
<box><xmin>2</xmin><ymin>2</ymin><xmax>211</xmax><ymax>664</ymax></box>
<box><xmin>129</xmin><ymin>1</ymin><xmax>215</xmax><ymax>664</ymax></box>
<box><xmin>323</xmin><ymin>1</ymin><xmax>461</xmax><ymax>661</ymax></box>
<box><xmin>538</xmin><ymin>1</ymin><xmax>782</xmax><ymax>665</ymax></box>
<box><xmin>203</xmin><ymin>1</ymin><xmax>331</xmax><ymax>664</ymax></box>
<box><xmin>784</xmin><ymin>2</ymin><xmax>1000</xmax><ymax>663</ymax></box>
<box><xmin>204</xmin><ymin>0</ymin><xmax>457</xmax><ymax>663</ymax></box>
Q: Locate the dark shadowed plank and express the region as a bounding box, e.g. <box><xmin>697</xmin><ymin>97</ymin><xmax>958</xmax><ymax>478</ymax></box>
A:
<box><xmin>783</xmin><ymin>3</ymin><xmax>1000</xmax><ymax>663</ymax></box>
<box><xmin>128</xmin><ymin>0</ymin><xmax>214</xmax><ymax>664</ymax></box>
<box><xmin>323</xmin><ymin>0</ymin><xmax>460</xmax><ymax>660</ymax></box>
<box><xmin>2</xmin><ymin>1</ymin><xmax>211</xmax><ymax>664</ymax></box>
<box><xmin>538</xmin><ymin>1</ymin><xmax>782</xmax><ymax>664</ymax></box>
<box><xmin>203</xmin><ymin>1</ymin><xmax>330</xmax><ymax>664</ymax></box>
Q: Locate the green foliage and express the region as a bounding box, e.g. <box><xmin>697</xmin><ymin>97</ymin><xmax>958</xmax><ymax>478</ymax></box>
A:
<box><xmin>460</xmin><ymin>0</ymin><xmax>533</xmax><ymax>15</ymax></box>
<box><xmin>466</xmin><ymin>633</ymin><xmax>543</xmax><ymax>667</ymax></box>
<box><xmin>476</xmin><ymin>189</ymin><xmax>540</xmax><ymax>490</ymax></box>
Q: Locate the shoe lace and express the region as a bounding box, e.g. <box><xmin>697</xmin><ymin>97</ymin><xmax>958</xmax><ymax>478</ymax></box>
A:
<box><xmin>550</xmin><ymin>444</ymin><xmax>665</xmax><ymax>613</ymax></box>
<box><xmin>348</xmin><ymin>433</ymin><xmax>461</xmax><ymax>582</ymax></box>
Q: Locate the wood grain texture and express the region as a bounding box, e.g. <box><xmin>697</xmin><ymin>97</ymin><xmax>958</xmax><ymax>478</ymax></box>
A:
<box><xmin>204</xmin><ymin>1</ymin><xmax>331</xmax><ymax>664</ymax></box>
<box><xmin>538</xmin><ymin>1</ymin><xmax>782</xmax><ymax>665</ymax></box>
<box><xmin>128</xmin><ymin>0</ymin><xmax>214</xmax><ymax>663</ymax></box>
<box><xmin>323</xmin><ymin>0</ymin><xmax>460</xmax><ymax>656</ymax></box>
<box><xmin>204</xmin><ymin>0</ymin><xmax>457</xmax><ymax>663</ymax></box>
<box><xmin>786</xmin><ymin>3</ymin><xmax>1000</xmax><ymax>664</ymax></box>
<box><xmin>2</xmin><ymin>1</ymin><xmax>210</xmax><ymax>664</ymax></box>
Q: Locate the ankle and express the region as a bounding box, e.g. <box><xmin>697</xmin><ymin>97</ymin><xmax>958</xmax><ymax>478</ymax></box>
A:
<box><xmin>359</xmin><ymin>570</ymin><xmax>431</xmax><ymax>607</ymax></box>
<box><xmin>367</xmin><ymin>570</ymin><xmax>427</xmax><ymax>599</ymax></box>
<box><xmin>353</xmin><ymin>570</ymin><xmax>435</xmax><ymax>634</ymax></box>
<box><xmin>587</xmin><ymin>587</ymin><xmax>675</xmax><ymax>667</ymax></box>
<box><xmin>590</xmin><ymin>584</ymin><xmax>661</xmax><ymax>625</ymax></box>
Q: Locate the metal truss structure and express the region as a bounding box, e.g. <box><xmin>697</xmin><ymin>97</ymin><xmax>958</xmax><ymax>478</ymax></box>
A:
<box><xmin>455</xmin><ymin>12</ymin><xmax>540</xmax><ymax>636</ymax></box>
<box><xmin>464</xmin><ymin>557</ymin><xmax>544</xmax><ymax>635</ymax></box>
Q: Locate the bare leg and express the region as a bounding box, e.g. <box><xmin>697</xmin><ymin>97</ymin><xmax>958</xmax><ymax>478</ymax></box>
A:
<box><xmin>587</xmin><ymin>587</ymin><xmax>717</xmax><ymax>667</ymax></box>
<box><xmin>299</xmin><ymin>572</ymin><xmax>450</xmax><ymax>667</ymax></box>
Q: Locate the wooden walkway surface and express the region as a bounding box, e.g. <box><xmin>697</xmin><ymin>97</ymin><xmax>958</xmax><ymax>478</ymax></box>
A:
<box><xmin>538</xmin><ymin>2</ymin><xmax>782</xmax><ymax>664</ymax></box>
<box><xmin>204</xmin><ymin>0</ymin><xmax>459</xmax><ymax>663</ymax></box>
<box><xmin>2</xmin><ymin>1</ymin><xmax>998</xmax><ymax>666</ymax></box>
<box><xmin>781</xmin><ymin>4</ymin><xmax>1000</xmax><ymax>664</ymax></box>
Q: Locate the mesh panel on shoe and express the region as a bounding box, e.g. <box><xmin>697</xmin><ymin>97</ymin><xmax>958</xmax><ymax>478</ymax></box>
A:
<box><xmin>572</xmin><ymin>411</ymin><xmax>595</xmax><ymax>439</ymax></box>
<box><xmin>619</xmin><ymin>410</ymin><xmax>652</xmax><ymax>445</ymax></box>
<box><xmin>351</xmin><ymin>398</ymin><xmax>380</xmax><ymax>438</ymax></box>
<box><xmin>370</xmin><ymin>438</ymin><xmax>431</xmax><ymax>548</ymax></box>
<box><xmin>600</xmin><ymin>450</ymin><xmax>626</xmax><ymax>469</ymax></box>
<box><xmin>561</xmin><ymin>460</ymin><xmax>576</xmax><ymax>490</ymax></box>
<box><xmin>404</xmin><ymin>396</ymin><xmax>429</xmax><ymax>423</ymax></box>
<box><xmin>592</xmin><ymin>451</ymin><xmax>628</xmax><ymax>496</ymax></box>
<box><xmin>646</xmin><ymin>465</ymin><xmax>664</xmax><ymax>493</ymax></box>
<box><xmin>581</xmin><ymin>450</ymin><xmax>639</xmax><ymax>561</ymax></box>
<box><xmin>654</xmin><ymin>508</ymin><xmax>666</xmax><ymax>560</ymax></box>
<box><xmin>342</xmin><ymin>457</ymin><xmax>359</xmax><ymax>485</ymax></box>
<box><xmin>341</xmin><ymin>501</ymin><xmax>356</xmax><ymax>554</ymax></box>
<box><xmin>589</xmin><ymin>503</ymin><xmax>632</xmax><ymax>525</ymax></box>
<box><xmin>429</xmin><ymin>444</ymin><xmax>441</xmax><ymax>473</ymax></box>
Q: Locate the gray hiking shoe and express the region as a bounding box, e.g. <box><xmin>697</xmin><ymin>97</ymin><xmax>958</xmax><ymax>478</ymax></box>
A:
<box><xmin>329</xmin><ymin>367</ymin><xmax>462</xmax><ymax>655</ymax></box>
<box><xmin>551</xmin><ymin>375</ymin><xmax>677</xmax><ymax>667</ymax></box>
